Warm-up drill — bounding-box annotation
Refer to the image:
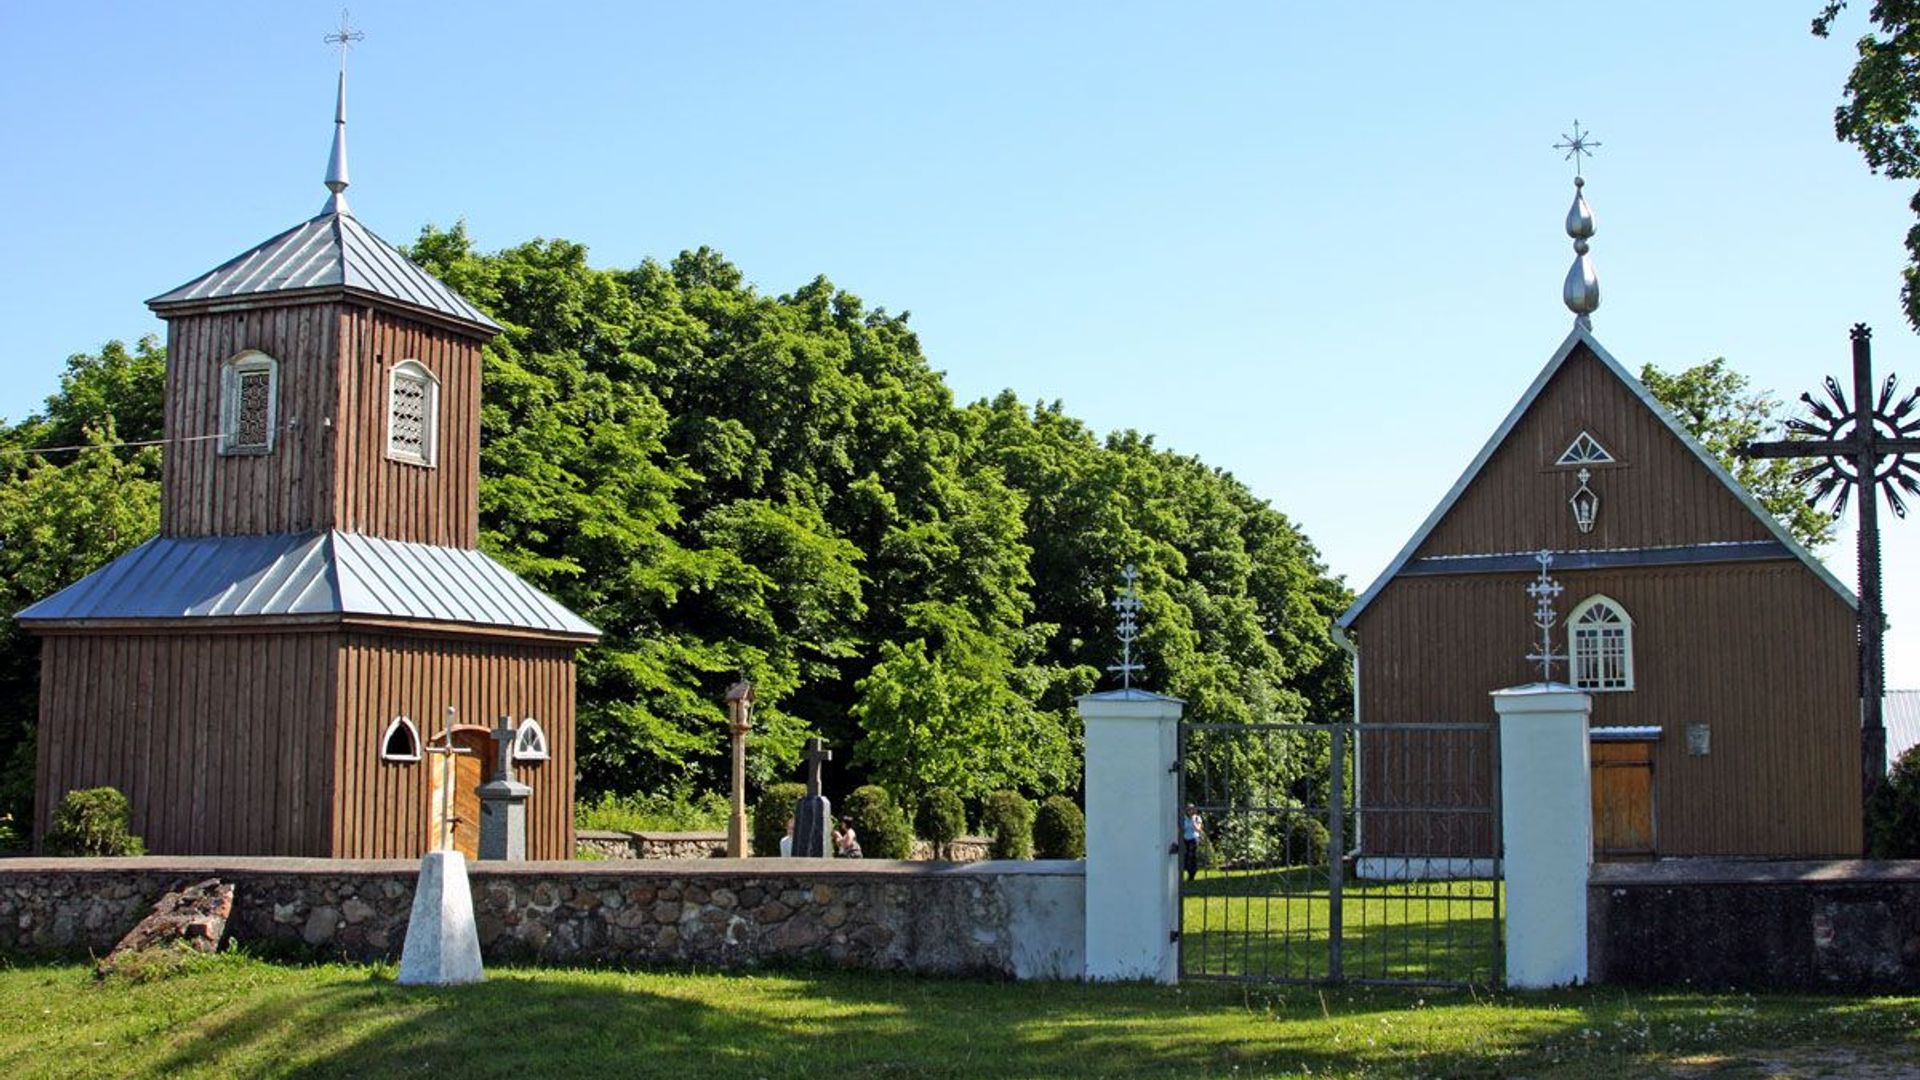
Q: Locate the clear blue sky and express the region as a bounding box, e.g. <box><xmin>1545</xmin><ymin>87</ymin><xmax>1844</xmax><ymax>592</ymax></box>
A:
<box><xmin>4</xmin><ymin>2</ymin><xmax>1918</xmax><ymax>688</ymax></box>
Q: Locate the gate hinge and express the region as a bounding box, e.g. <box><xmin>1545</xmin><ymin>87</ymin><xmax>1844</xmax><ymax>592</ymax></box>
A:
<box><xmin>1167</xmin><ymin>761</ymin><xmax>1180</xmax><ymax>773</ymax></box>
<box><xmin>1169</xmin><ymin>841</ymin><xmax>1181</xmax><ymax>855</ymax></box>
<box><xmin>1169</xmin><ymin>929</ymin><xmax>1181</xmax><ymax>942</ymax></box>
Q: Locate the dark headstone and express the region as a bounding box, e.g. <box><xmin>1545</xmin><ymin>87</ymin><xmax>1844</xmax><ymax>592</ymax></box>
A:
<box><xmin>792</xmin><ymin>737</ymin><xmax>834</xmax><ymax>858</ymax></box>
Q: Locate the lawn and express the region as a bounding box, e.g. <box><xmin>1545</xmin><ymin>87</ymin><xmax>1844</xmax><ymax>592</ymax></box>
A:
<box><xmin>0</xmin><ymin>954</ymin><xmax>1914</xmax><ymax>1079</ymax></box>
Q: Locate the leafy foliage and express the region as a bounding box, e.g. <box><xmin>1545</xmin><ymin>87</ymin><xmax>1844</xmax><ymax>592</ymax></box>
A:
<box><xmin>43</xmin><ymin>786</ymin><xmax>146</xmax><ymax>857</ymax></box>
<box><xmin>1641</xmin><ymin>359</ymin><xmax>1835</xmax><ymax>550</ymax></box>
<box><xmin>1815</xmin><ymin>1</ymin><xmax>1920</xmax><ymax>330</ymax></box>
<box><xmin>842</xmin><ymin>785</ymin><xmax>912</xmax><ymax>859</ymax></box>
<box><xmin>1867</xmin><ymin>743</ymin><xmax>1920</xmax><ymax>856</ymax></box>
<box><xmin>1032</xmin><ymin>795</ymin><xmax>1085</xmax><ymax>859</ymax></box>
<box><xmin>982</xmin><ymin>789</ymin><xmax>1035</xmax><ymax>860</ymax></box>
<box><xmin>574</xmin><ymin>789</ymin><xmax>729</xmax><ymax>833</ymax></box>
<box><xmin>914</xmin><ymin>787</ymin><xmax>967</xmax><ymax>859</ymax></box>
<box><xmin>752</xmin><ymin>782</ymin><xmax>807</xmax><ymax>857</ymax></box>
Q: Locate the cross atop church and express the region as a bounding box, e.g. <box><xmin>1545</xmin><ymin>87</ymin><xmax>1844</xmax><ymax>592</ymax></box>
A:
<box><xmin>1554</xmin><ymin>120</ymin><xmax>1601</xmax><ymax>179</ymax></box>
<box><xmin>1740</xmin><ymin>324</ymin><xmax>1920</xmax><ymax>788</ymax></box>
<box><xmin>324</xmin><ymin>9</ymin><xmax>365</xmax><ymax>69</ymax></box>
<box><xmin>801</xmin><ymin>737</ymin><xmax>832</xmax><ymax>799</ymax></box>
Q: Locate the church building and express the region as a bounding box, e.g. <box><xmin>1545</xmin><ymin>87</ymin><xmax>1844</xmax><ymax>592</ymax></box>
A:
<box><xmin>18</xmin><ymin>56</ymin><xmax>597</xmax><ymax>859</ymax></box>
<box><xmin>1337</xmin><ymin>174</ymin><xmax>1863</xmax><ymax>860</ymax></box>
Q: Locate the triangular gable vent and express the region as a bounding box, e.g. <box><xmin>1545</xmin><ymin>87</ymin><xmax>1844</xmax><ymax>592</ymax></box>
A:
<box><xmin>1557</xmin><ymin>431</ymin><xmax>1615</xmax><ymax>466</ymax></box>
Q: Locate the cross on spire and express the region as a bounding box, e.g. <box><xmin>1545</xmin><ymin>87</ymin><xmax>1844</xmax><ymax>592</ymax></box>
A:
<box><xmin>320</xmin><ymin>10</ymin><xmax>363</xmax><ymax>216</ymax></box>
<box><xmin>324</xmin><ymin>9</ymin><xmax>365</xmax><ymax>71</ymax></box>
<box><xmin>1108</xmin><ymin>564</ymin><xmax>1145</xmax><ymax>690</ymax></box>
<box><xmin>1554</xmin><ymin>120</ymin><xmax>1601</xmax><ymax>179</ymax></box>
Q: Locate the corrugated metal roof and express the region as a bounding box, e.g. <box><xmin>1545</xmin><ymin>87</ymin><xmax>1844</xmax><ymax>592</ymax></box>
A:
<box><xmin>146</xmin><ymin>212</ymin><xmax>501</xmax><ymax>333</ymax></box>
<box><xmin>16</xmin><ymin>531</ymin><xmax>596</xmax><ymax>639</ymax></box>
<box><xmin>1890</xmin><ymin>690</ymin><xmax>1920</xmax><ymax>772</ymax></box>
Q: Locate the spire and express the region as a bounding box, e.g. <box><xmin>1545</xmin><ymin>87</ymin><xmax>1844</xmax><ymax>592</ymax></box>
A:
<box><xmin>321</xmin><ymin>11</ymin><xmax>364</xmax><ymax>217</ymax></box>
<box><xmin>1554</xmin><ymin>121</ymin><xmax>1601</xmax><ymax>329</ymax></box>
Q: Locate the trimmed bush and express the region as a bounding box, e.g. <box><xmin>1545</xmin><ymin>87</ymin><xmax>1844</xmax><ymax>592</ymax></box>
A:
<box><xmin>982</xmin><ymin>790</ymin><xmax>1034</xmax><ymax>860</ymax></box>
<box><xmin>844</xmin><ymin>785</ymin><xmax>913</xmax><ymax>859</ymax></box>
<box><xmin>1868</xmin><ymin>744</ymin><xmax>1920</xmax><ymax>858</ymax></box>
<box><xmin>752</xmin><ymin>782</ymin><xmax>807</xmax><ymax>856</ymax></box>
<box><xmin>1032</xmin><ymin>795</ymin><xmax>1085</xmax><ymax>859</ymax></box>
<box><xmin>44</xmin><ymin>787</ymin><xmax>146</xmax><ymax>857</ymax></box>
<box><xmin>916</xmin><ymin>787</ymin><xmax>967</xmax><ymax>859</ymax></box>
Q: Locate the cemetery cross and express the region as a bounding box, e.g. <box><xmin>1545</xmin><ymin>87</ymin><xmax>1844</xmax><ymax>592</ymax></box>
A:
<box><xmin>791</xmin><ymin>737</ymin><xmax>834</xmax><ymax>858</ymax></box>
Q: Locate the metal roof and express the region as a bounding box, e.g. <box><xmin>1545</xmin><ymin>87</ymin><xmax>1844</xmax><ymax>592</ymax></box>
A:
<box><xmin>1338</xmin><ymin>325</ymin><xmax>1857</xmax><ymax>629</ymax></box>
<box><xmin>16</xmin><ymin>531</ymin><xmax>596</xmax><ymax>639</ymax></box>
<box><xmin>1890</xmin><ymin>690</ymin><xmax>1920</xmax><ymax>772</ymax></box>
<box><xmin>146</xmin><ymin>211</ymin><xmax>501</xmax><ymax>333</ymax></box>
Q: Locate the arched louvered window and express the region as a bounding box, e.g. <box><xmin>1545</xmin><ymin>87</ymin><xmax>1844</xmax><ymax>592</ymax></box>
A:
<box><xmin>381</xmin><ymin>716</ymin><xmax>422</xmax><ymax>762</ymax></box>
<box><xmin>220</xmin><ymin>351</ymin><xmax>278</xmax><ymax>454</ymax></box>
<box><xmin>386</xmin><ymin>359</ymin><xmax>439</xmax><ymax>466</ymax></box>
<box><xmin>1568</xmin><ymin>595</ymin><xmax>1634</xmax><ymax>692</ymax></box>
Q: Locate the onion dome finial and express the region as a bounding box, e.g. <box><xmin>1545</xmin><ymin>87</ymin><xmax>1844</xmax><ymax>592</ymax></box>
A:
<box><xmin>1554</xmin><ymin>121</ymin><xmax>1601</xmax><ymax>329</ymax></box>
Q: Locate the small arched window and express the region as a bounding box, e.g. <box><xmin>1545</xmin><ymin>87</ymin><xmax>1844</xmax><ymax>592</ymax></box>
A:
<box><xmin>513</xmin><ymin>717</ymin><xmax>550</xmax><ymax>762</ymax></box>
<box><xmin>386</xmin><ymin>359</ymin><xmax>439</xmax><ymax>466</ymax></box>
<box><xmin>1568</xmin><ymin>595</ymin><xmax>1634</xmax><ymax>692</ymax></box>
<box><xmin>381</xmin><ymin>716</ymin><xmax>422</xmax><ymax>762</ymax></box>
<box><xmin>220</xmin><ymin>350</ymin><xmax>278</xmax><ymax>454</ymax></box>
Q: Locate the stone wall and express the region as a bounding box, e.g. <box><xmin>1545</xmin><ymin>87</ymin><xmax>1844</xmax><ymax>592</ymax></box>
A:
<box><xmin>1590</xmin><ymin>860</ymin><xmax>1920</xmax><ymax>991</ymax></box>
<box><xmin>0</xmin><ymin>856</ymin><xmax>1084</xmax><ymax>979</ymax></box>
<box><xmin>574</xmin><ymin>830</ymin><xmax>992</xmax><ymax>863</ymax></box>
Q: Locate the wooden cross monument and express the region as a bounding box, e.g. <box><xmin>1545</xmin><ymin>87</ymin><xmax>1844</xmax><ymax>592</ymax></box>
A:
<box><xmin>1741</xmin><ymin>324</ymin><xmax>1920</xmax><ymax>794</ymax></box>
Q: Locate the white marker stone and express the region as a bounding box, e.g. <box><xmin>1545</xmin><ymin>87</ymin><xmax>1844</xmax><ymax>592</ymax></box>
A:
<box><xmin>397</xmin><ymin>850</ymin><xmax>485</xmax><ymax>985</ymax></box>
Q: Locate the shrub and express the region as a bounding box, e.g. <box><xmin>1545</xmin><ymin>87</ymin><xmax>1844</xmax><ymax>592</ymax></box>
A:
<box><xmin>1032</xmin><ymin>795</ymin><xmax>1085</xmax><ymax>859</ymax></box>
<box><xmin>844</xmin><ymin>785</ymin><xmax>913</xmax><ymax>859</ymax></box>
<box><xmin>982</xmin><ymin>790</ymin><xmax>1034</xmax><ymax>860</ymax></box>
<box><xmin>1207</xmin><ymin>808</ymin><xmax>1328</xmax><ymax>869</ymax></box>
<box><xmin>1868</xmin><ymin>745</ymin><xmax>1920</xmax><ymax>858</ymax></box>
<box><xmin>44</xmin><ymin>787</ymin><xmax>146</xmax><ymax>857</ymax></box>
<box><xmin>574</xmin><ymin>788</ymin><xmax>729</xmax><ymax>833</ymax></box>
<box><xmin>752</xmin><ymin>782</ymin><xmax>807</xmax><ymax>856</ymax></box>
<box><xmin>916</xmin><ymin>787</ymin><xmax>967</xmax><ymax>859</ymax></box>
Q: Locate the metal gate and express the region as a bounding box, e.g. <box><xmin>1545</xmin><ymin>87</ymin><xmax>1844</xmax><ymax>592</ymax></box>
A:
<box><xmin>1177</xmin><ymin>720</ymin><xmax>1502</xmax><ymax>987</ymax></box>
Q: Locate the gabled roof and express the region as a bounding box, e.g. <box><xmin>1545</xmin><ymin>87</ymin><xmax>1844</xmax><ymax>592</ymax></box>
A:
<box><xmin>146</xmin><ymin>211</ymin><xmax>501</xmax><ymax>334</ymax></box>
<box><xmin>1338</xmin><ymin>325</ymin><xmax>1856</xmax><ymax>629</ymax></box>
<box><xmin>16</xmin><ymin>531</ymin><xmax>597</xmax><ymax>640</ymax></box>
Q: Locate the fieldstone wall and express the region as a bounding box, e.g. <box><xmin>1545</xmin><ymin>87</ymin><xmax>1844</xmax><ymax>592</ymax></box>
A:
<box><xmin>1590</xmin><ymin>860</ymin><xmax>1920</xmax><ymax>991</ymax></box>
<box><xmin>0</xmin><ymin>856</ymin><xmax>1084</xmax><ymax>979</ymax></box>
<box><xmin>574</xmin><ymin>830</ymin><xmax>992</xmax><ymax>863</ymax></box>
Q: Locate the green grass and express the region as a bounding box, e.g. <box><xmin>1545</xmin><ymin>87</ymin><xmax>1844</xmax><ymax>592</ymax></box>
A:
<box><xmin>1183</xmin><ymin>868</ymin><xmax>1500</xmax><ymax>985</ymax></box>
<box><xmin>574</xmin><ymin>790</ymin><xmax>729</xmax><ymax>833</ymax></box>
<box><xmin>0</xmin><ymin>953</ymin><xmax>1913</xmax><ymax>1078</ymax></box>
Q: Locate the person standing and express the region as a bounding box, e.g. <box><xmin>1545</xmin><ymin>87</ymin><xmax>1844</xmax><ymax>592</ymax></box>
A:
<box><xmin>1182</xmin><ymin>804</ymin><xmax>1205</xmax><ymax>882</ymax></box>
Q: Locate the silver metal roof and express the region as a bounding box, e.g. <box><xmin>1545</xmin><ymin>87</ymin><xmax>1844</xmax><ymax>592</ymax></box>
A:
<box><xmin>1889</xmin><ymin>690</ymin><xmax>1920</xmax><ymax>773</ymax></box>
<box><xmin>146</xmin><ymin>211</ymin><xmax>501</xmax><ymax>333</ymax></box>
<box><xmin>16</xmin><ymin>531</ymin><xmax>596</xmax><ymax>639</ymax></box>
<box><xmin>1338</xmin><ymin>326</ymin><xmax>1857</xmax><ymax>629</ymax></box>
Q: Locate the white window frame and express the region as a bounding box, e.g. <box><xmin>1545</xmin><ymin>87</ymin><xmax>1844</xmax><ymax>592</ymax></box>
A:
<box><xmin>1568</xmin><ymin>594</ymin><xmax>1635</xmax><ymax>692</ymax></box>
<box><xmin>385</xmin><ymin>359</ymin><xmax>440</xmax><ymax>467</ymax></box>
<box><xmin>219</xmin><ymin>350</ymin><xmax>279</xmax><ymax>455</ymax></box>
<box><xmin>380</xmin><ymin>715</ymin><xmax>422</xmax><ymax>762</ymax></box>
<box><xmin>1556</xmin><ymin>430</ymin><xmax>1615</xmax><ymax>466</ymax></box>
<box><xmin>513</xmin><ymin>717</ymin><xmax>550</xmax><ymax>762</ymax></box>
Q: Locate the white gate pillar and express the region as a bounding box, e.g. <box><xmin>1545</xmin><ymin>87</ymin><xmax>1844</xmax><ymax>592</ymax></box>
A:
<box><xmin>1492</xmin><ymin>683</ymin><xmax>1592</xmax><ymax>988</ymax></box>
<box><xmin>1079</xmin><ymin>689</ymin><xmax>1183</xmax><ymax>983</ymax></box>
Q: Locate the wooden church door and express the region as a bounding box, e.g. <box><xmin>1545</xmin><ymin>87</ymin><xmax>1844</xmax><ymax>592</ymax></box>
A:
<box><xmin>1590</xmin><ymin>740</ymin><xmax>1655</xmax><ymax>859</ymax></box>
<box><xmin>427</xmin><ymin>728</ymin><xmax>492</xmax><ymax>859</ymax></box>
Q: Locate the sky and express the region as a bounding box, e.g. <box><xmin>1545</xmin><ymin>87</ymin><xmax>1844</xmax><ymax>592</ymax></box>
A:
<box><xmin>3</xmin><ymin>2</ymin><xmax>1919</xmax><ymax>689</ymax></box>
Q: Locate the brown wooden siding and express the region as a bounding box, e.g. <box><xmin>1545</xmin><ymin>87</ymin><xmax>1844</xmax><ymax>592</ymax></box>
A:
<box><xmin>161</xmin><ymin>306</ymin><xmax>339</xmax><ymax>537</ymax></box>
<box><xmin>332</xmin><ymin>307</ymin><xmax>482</xmax><ymax>547</ymax></box>
<box><xmin>333</xmin><ymin>633</ymin><xmax>575</xmax><ymax>860</ymax></box>
<box><xmin>33</xmin><ymin>630</ymin><xmax>338</xmax><ymax>855</ymax></box>
<box><xmin>1354</xmin><ymin>561</ymin><xmax>1861</xmax><ymax>857</ymax></box>
<box><xmin>1416</xmin><ymin>345</ymin><xmax>1776</xmax><ymax>558</ymax></box>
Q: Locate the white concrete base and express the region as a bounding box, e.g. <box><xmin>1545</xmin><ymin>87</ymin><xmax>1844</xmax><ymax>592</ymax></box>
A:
<box><xmin>1493</xmin><ymin>683</ymin><xmax>1592</xmax><ymax>989</ymax></box>
<box><xmin>1355</xmin><ymin>857</ymin><xmax>1499</xmax><ymax>881</ymax></box>
<box><xmin>397</xmin><ymin>850</ymin><xmax>486</xmax><ymax>986</ymax></box>
<box><xmin>1080</xmin><ymin>689</ymin><xmax>1183</xmax><ymax>983</ymax></box>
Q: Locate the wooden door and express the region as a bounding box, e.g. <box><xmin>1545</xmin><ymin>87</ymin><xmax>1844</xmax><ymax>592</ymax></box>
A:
<box><xmin>427</xmin><ymin>728</ymin><xmax>491</xmax><ymax>859</ymax></box>
<box><xmin>1591</xmin><ymin>740</ymin><xmax>1655</xmax><ymax>858</ymax></box>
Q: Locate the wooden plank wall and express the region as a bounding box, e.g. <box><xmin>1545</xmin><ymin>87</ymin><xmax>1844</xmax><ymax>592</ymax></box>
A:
<box><xmin>161</xmin><ymin>306</ymin><xmax>339</xmax><ymax>536</ymax></box>
<box><xmin>1355</xmin><ymin>562</ymin><xmax>1861</xmax><ymax>857</ymax></box>
<box><xmin>332</xmin><ymin>307</ymin><xmax>483</xmax><ymax>547</ymax></box>
<box><xmin>1416</xmin><ymin>345</ymin><xmax>1776</xmax><ymax>558</ymax></box>
<box><xmin>33</xmin><ymin>630</ymin><xmax>338</xmax><ymax>855</ymax></box>
<box><xmin>334</xmin><ymin>633</ymin><xmax>576</xmax><ymax>860</ymax></box>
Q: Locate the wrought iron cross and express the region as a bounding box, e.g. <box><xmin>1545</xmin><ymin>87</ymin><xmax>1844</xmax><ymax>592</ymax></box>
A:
<box><xmin>324</xmin><ymin>9</ymin><xmax>364</xmax><ymax>70</ymax></box>
<box><xmin>801</xmin><ymin>737</ymin><xmax>832</xmax><ymax>799</ymax></box>
<box><xmin>1740</xmin><ymin>324</ymin><xmax>1920</xmax><ymax>789</ymax></box>
<box><xmin>1109</xmin><ymin>564</ymin><xmax>1144</xmax><ymax>690</ymax></box>
<box><xmin>1554</xmin><ymin>120</ymin><xmax>1601</xmax><ymax>179</ymax></box>
<box><xmin>1525</xmin><ymin>550</ymin><xmax>1567</xmax><ymax>683</ymax></box>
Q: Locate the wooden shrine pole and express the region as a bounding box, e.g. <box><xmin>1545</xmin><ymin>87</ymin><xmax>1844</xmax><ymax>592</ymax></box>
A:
<box><xmin>725</xmin><ymin>681</ymin><xmax>754</xmax><ymax>857</ymax></box>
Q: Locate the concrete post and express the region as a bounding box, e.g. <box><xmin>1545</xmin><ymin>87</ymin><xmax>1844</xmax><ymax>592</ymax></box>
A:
<box><xmin>1080</xmin><ymin>689</ymin><xmax>1183</xmax><ymax>983</ymax></box>
<box><xmin>1492</xmin><ymin>683</ymin><xmax>1593</xmax><ymax>988</ymax></box>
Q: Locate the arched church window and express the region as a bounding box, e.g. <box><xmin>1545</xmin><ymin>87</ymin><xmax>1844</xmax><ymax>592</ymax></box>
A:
<box><xmin>220</xmin><ymin>351</ymin><xmax>278</xmax><ymax>454</ymax></box>
<box><xmin>386</xmin><ymin>359</ymin><xmax>439</xmax><ymax>466</ymax></box>
<box><xmin>513</xmin><ymin>718</ymin><xmax>550</xmax><ymax>762</ymax></box>
<box><xmin>1568</xmin><ymin>595</ymin><xmax>1634</xmax><ymax>692</ymax></box>
<box><xmin>381</xmin><ymin>716</ymin><xmax>422</xmax><ymax>762</ymax></box>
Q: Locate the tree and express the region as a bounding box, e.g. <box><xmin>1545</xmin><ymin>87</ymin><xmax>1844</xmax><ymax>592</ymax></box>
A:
<box><xmin>1814</xmin><ymin>1</ymin><xmax>1920</xmax><ymax>329</ymax></box>
<box><xmin>1641</xmin><ymin>358</ymin><xmax>1836</xmax><ymax>550</ymax></box>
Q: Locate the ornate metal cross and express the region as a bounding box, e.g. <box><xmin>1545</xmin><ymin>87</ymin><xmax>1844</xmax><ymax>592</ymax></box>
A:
<box><xmin>1740</xmin><ymin>324</ymin><xmax>1920</xmax><ymax>790</ymax></box>
<box><xmin>1108</xmin><ymin>564</ymin><xmax>1144</xmax><ymax>690</ymax></box>
<box><xmin>323</xmin><ymin>9</ymin><xmax>364</xmax><ymax>69</ymax></box>
<box><xmin>801</xmin><ymin>737</ymin><xmax>832</xmax><ymax>799</ymax></box>
<box><xmin>1554</xmin><ymin>120</ymin><xmax>1602</xmax><ymax>179</ymax></box>
<box><xmin>1524</xmin><ymin>550</ymin><xmax>1567</xmax><ymax>684</ymax></box>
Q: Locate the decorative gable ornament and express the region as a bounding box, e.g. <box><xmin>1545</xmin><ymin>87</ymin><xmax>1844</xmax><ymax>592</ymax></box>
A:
<box><xmin>1557</xmin><ymin>431</ymin><xmax>1614</xmax><ymax>466</ymax></box>
<box><xmin>1568</xmin><ymin>467</ymin><xmax>1599</xmax><ymax>533</ymax></box>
